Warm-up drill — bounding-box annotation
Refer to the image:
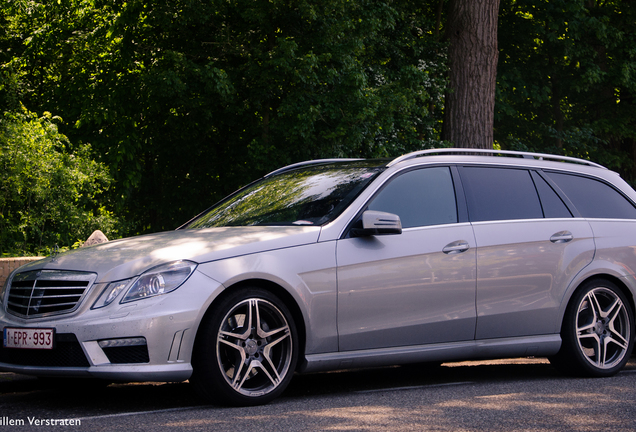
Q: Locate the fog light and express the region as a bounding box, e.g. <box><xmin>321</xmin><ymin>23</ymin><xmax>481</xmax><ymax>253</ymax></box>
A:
<box><xmin>98</xmin><ymin>337</ymin><xmax>147</xmax><ymax>348</ymax></box>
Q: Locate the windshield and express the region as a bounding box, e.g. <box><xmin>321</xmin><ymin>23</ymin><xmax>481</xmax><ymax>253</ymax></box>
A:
<box><xmin>184</xmin><ymin>161</ymin><xmax>385</xmax><ymax>228</ymax></box>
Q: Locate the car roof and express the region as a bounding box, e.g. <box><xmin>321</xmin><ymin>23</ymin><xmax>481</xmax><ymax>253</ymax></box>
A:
<box><xmin>264</xmin><ymin>158</ymin><xmax>390</xmax><ymax>178</ymax></box>
<box><xmin>268</xmin><ymin>148</ymin><xmax>608</xmax><ymax>179</ymax></box>
<box><xmin>386</xmin><ymin>148</ymin><xmax>607</xmax><ymax>170</ymax></box>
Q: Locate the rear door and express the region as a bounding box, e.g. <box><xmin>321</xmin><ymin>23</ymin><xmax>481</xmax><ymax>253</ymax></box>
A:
<box><xmin>458</xmin><ymin>166</ymin><xmax>595</xmax><ymax>340</ymax></box>
<box><xmin>544</xmin><ymin>171</ymin><xmax>636</xmax><ymax>280</ymax></box>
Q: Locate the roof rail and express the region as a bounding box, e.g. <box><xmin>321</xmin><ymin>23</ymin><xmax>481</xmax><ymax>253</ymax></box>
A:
<box><xmin>265</xmin><ymin>158</ymin><xmax>364</xmax><ymax>178</ymax></box>
<box><xmin>387</xmin><ymin>148</ymin><xmax>607</xmax><ymax>169</ymax></box>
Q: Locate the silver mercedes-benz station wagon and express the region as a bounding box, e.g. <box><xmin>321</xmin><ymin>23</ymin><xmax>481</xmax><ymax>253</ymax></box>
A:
<box><xmin>2</xmin><ymin>149</ymin><xmax>635</xmax><ymax>406</ymax></box>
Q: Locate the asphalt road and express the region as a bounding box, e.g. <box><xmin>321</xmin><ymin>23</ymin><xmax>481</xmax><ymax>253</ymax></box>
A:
<box><xmin>1</xmin><ymin>358</ymin><xmax>635</xmax><ymax>431</ymax></box>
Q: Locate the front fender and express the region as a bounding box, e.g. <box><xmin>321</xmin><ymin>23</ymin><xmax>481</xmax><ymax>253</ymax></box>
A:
<box><xmin>196</xmin><ymin>241</ymin><xmax>338</xmax><ymax>355</ymax></box>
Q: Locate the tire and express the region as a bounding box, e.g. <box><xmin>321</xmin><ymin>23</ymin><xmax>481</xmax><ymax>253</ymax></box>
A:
<box><xmin>549</xmin><ymin>279</ymin><xmax>634</xmax><ymax>377</ymax></box>
<box><xmin>191</xmin><ymin>288</ymin><xmax>298</xmax><ymax>406</ymax></box>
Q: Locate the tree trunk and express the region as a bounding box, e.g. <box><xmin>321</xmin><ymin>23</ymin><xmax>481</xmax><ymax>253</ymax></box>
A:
<box><xmin>442</xmin><ymin>0</ymin><xmax>500</xmax><ymax>149</ymax></box>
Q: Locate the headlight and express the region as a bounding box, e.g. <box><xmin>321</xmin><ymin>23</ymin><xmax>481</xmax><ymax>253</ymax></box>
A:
<box><xmin>92</xmin><ymin>279</ymin><xmax>134</xmax><ymax>309</ymax></box>
<box><xmin>92</xmin><ymin>261</ymin><xmax>197</xmax><ymax>309</ymax></box>
<box><xmin>122</xmin><ymin>260</ymin><xmax>197</xmax><ymax>303</ymax></box>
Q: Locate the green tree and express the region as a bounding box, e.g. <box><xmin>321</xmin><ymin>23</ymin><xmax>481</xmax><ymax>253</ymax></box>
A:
<box><xmin>3</xmin><ymin>0</ymin><xmax>448</xmax><ymax>233</ymax></box>
<box><xmin>496</xmin><ymin>0</ymin><xmax>636</xmax><ymax>179</ymax></box>
<box><xmin>0</xmin><ymin>106</ymin><xmax>118</xmax><ymax>256</ymax></box>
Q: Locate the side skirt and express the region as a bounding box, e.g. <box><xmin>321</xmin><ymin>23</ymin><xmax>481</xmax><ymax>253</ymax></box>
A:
<box><xmin>300</xmin><ymin>334</ymin><xmax>561</xmax><ymax>374</ymax></box>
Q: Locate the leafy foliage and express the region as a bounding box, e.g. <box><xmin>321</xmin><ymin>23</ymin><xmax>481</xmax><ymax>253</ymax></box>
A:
<box><xmin>2</xmin><ymin>0</ymin><xmax>636</xmax><ymax>253</ymax></box>
<box><xmin>496</xmin><ymin>0</ymin><xmax>636</xmax><ymax>181</ymax></box>
<box><xmin>2</xmin><ymin>0</ymin><xmax>448</xmax><ymax>234</ymax></box>
<box><xmin>0</xmin><ymin>107</ymin><xmax>118</xmax><ymax>256</ymax></box>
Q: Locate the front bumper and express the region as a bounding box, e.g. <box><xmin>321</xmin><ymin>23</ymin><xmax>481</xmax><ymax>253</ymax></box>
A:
<box><xmin>0</xmin><ymin>270</ymin><xmax>223</xmax><ymax>381</ymax></box>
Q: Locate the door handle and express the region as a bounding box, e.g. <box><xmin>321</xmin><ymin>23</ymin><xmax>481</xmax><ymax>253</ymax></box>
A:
<box><xmin>550</xmin><ymin>231</ymin><xmax>573</xmax><ymax>243</ymax></box>
<box><xmin>443</xmin><ymin>241</ymin><xmax>470</xmax><ymax>254</ymax></box>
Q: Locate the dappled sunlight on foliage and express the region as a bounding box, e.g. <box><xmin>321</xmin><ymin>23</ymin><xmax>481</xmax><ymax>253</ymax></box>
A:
<box><xmin>496</xmin><ymin>0</ymin><xmax>636</xmax><ymax>182</ymax></box>
<box><xmin>0</xmin><ymin>106</ymin><xmax>119</xmax><ymax>256</ymax></box>
<box><xmin>1</xmin><ymin>0</ymin><xmax>636</xmax><ymax>245</ymax></box>
<box><xmin>1</xmin><ymin>0</ymin><xmax>448</xmax><ymax>235</ymax></box>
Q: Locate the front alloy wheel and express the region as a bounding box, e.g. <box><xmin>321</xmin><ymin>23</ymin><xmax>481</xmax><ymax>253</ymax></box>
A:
<box><xmin>550</xmin><ymin>280</ymin><xmax>634</xmax><ymax>377</ymax></box>
<box><xmin>192</xmin><ymin>288</ymin><xmax>298</xmax><ymax>406</ymax></box>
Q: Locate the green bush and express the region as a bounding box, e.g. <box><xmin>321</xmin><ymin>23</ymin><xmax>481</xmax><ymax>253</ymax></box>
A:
<box><xmin>0</xmin><ymin>106</ymin><xmax>119</xmax><ymax>256</ymax></box>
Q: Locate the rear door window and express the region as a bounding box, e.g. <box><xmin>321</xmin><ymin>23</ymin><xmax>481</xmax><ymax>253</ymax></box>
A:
<box><xmin>460</xmin><ymin>167</ymin><xmax>543</xmax><ymax>222</ymax></box>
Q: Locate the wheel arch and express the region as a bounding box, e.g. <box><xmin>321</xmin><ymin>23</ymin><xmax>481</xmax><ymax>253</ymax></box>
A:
<box><xmin>549</xmin><ymin>272</ymin><xmax>635</xmax><ymax>376</ymax></box>
<box><xmin>560</xmin><ymin>273</ymin><xmax>636</xmax><ymax>333</ymax></box>
<box><xmin>193</xmin><ymin>278</ymin><xmax>308</xmax><ymax>372</ymax></box>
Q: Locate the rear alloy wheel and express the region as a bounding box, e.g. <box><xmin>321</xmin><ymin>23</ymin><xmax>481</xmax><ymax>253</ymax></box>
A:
<box><xmin>550</xmin><ymin>280</ymin><xmax>634</xmax><ymax>377</ymax></box>
<box><xmin>192</xmin><ymin>288</ymin><xmax>298</xmax><ymax>406</ymax></box>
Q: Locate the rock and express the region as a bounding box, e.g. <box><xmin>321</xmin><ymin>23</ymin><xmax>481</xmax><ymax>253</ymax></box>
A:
<box><xmin>82</xmin><ymin>230</ymin><xmax>109</xmax><ymax>247</ymax></box>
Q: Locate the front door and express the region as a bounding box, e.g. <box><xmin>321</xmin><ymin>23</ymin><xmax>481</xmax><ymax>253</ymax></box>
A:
<box><xmin>336</xmin><ymin>166</ymin><xmax>477</xmax><ymax>351</ymax></box>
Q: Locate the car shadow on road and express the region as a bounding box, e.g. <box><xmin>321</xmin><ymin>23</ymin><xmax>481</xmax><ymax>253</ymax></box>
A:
<box><xmin>284</xmin><ymin>357</ymin><xmax>564</xmax><ymax>398</ymax></box>
<box><xmin>0</xmin><ymin>357</ymin><xmax>634</xmax><ymax>418</ymax></box>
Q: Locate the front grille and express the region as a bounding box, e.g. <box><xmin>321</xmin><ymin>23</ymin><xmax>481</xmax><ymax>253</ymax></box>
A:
<box><xmin>6</xmin><ymin>270</ymin><xmax>97</xmax><ymax>318</ymax></box>
<box><xmin>0</xmin><ymin>333</ymin><xmax>90</xmax><ymax>367</ymax></box>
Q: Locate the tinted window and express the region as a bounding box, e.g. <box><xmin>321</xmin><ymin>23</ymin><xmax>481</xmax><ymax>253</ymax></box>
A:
<box><xmin>368</xmin><ymin>167</ymin><xmax>457</xmax><ymax>228</ymax></box>
<box><xmin>461</xmin><ymin>167</ymin><xmax>543</xmax><ymax>222</ymax></box>
<box><xmin>532</xmin><ymin>173</ymin><xmax>572</xmax><ymax>218</ymax></box>
<box><xmin>545</xmin><ymin>172</ymin><xmax>636</xmax><ymax>219</ymax></box>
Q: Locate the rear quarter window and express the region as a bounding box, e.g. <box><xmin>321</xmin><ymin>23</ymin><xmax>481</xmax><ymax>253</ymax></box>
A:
<box><xmin>545</xmin><ymin>172</ymin><xmax>636</xmax><ymax>219</ymax></box>
<box><xmin>532</xmin><ymin>172</ymin><xmax>572</xmax><ymax>218</ymax></box>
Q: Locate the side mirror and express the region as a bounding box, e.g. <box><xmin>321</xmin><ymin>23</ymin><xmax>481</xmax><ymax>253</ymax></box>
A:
<box><xmin>351</xmin><ymin>210</ymin><xmax>402</xmax><ymax>237</ymax></box>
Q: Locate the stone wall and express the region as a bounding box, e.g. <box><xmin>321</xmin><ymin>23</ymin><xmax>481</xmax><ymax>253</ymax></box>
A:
<box><xmin>0</xmin><ymin>257</ymin><xmax>44</xmax><ymax>288</ymax></box>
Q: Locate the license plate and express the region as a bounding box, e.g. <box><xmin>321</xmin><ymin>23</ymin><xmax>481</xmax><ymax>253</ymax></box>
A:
<box><xmin>3</xmin><ymin>327</ymin><xmax>55</xmax><ymax>350</ymax></box>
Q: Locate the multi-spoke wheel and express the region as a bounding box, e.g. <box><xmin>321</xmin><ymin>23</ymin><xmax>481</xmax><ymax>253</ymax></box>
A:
<box><xmin>191</xmin><ymin>288</ymin><xmax>298</xmax><ymax>406</ymax></box>
<box><xmin>549</xmin><ymin>280</ymin><xmax>634</xmax><ymax>377</ymax></box>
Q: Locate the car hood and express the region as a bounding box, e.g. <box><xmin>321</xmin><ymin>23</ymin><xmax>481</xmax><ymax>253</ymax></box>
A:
<box><xmin>17</xmin><ymin>226</ymin><xmax>321</xmax><ymax>283</ymax></box>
